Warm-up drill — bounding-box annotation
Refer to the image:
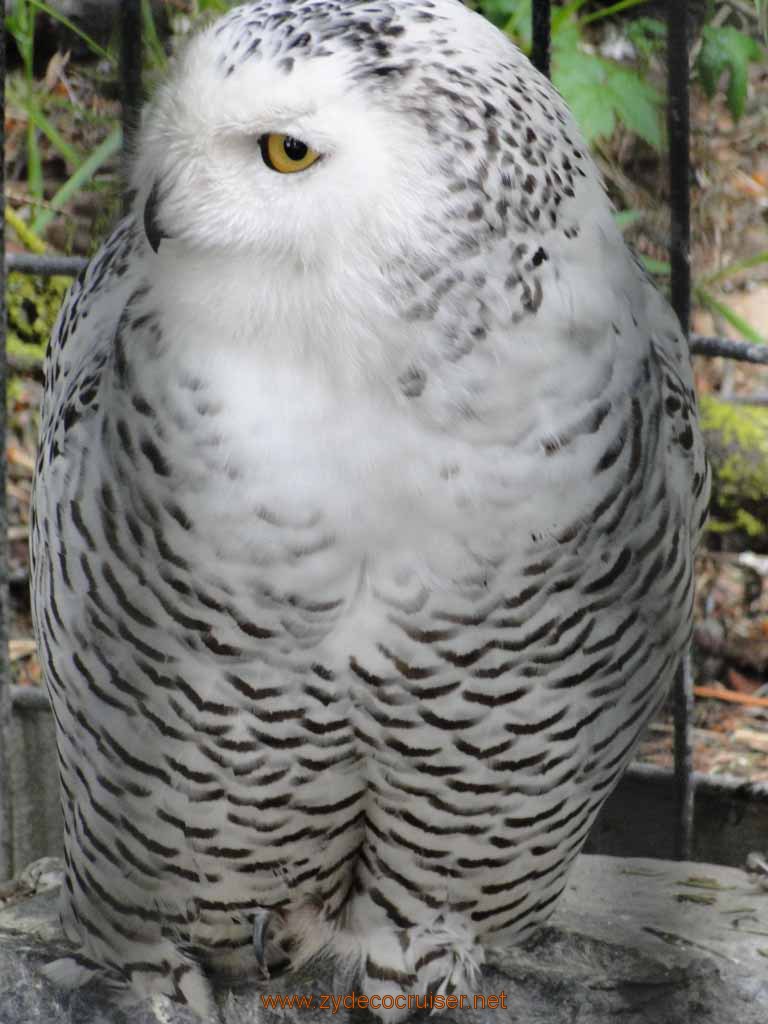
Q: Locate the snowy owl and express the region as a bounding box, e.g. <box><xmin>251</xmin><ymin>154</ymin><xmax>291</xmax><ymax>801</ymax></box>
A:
<box><xmin>31</xmin><ymin>0</ymin><xmax>709</xmax><ymax>1018</ymax></box>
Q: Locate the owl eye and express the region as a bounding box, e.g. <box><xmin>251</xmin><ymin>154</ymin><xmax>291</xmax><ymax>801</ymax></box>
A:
<box><xmin>259</xmin><ymin>133</ymin><xmax>321</xmax><ymax>174</ymax></box>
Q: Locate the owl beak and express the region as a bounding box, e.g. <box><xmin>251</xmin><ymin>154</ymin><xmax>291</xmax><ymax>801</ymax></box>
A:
<box><xmin>143</xmin><ymin>181</ymin><xmax>170</xmax><ymax>253</ymax></box>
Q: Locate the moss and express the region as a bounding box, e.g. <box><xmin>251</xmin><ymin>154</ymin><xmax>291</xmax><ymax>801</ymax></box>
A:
<box><xmin>732</xmin><ymin>509</ymin><xmax>766</xmax><ymax>537</ymax></box>
<box><xmin>707</xmin><ymin>509</ymin><xmax>765</xmax><ymax>538</ymax></box>
<box><xmin>6</xmin><ymin>378</ymin><xmax>27</xmax><ymax>405</ymax></box>
<box><xmin>700</xmin><ymin>395</ymin><xmax>768</xmax><ymax>545</ymax></box>
<box><xmin>6</xmin><ymin>271</ymin><xmax>69</xmax><ymax>364</ymax></box>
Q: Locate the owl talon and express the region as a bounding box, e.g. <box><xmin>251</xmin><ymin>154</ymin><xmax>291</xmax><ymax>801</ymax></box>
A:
<box><xmin>252</xmin><ymin>909</ymin><xmax>273</xmax><ymax>969</ymax></box>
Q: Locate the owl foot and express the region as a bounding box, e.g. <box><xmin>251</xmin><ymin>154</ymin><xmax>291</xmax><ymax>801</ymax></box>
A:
<box><xmin>43</xmin><ymin>948</ymin><xmax>220</xmax><ymax>1021</ymax></box>
<box><xmin>343</xmin><ymin>914</ymin><xmax>484</xmax><ymax>1023</ymax></box>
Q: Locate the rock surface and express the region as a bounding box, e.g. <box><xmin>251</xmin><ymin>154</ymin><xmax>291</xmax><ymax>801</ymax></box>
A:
<box><xmin>1</xmin><ymin>855</ymin><xmax>766</xmax><ymax>1024</ymax></box>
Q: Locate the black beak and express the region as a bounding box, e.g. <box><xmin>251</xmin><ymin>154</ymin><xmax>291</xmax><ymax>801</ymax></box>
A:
<box><xmin>143</xmin><ymin>181</ymin><xmax>169</xmax><ymax>253</ymax></box>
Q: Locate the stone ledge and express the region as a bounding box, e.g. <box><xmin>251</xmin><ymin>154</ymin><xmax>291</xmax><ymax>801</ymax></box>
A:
<box><xmin>0</xmin><ymin>855</ymin><xmax>766</xmax><ymax>1024</ymax></box>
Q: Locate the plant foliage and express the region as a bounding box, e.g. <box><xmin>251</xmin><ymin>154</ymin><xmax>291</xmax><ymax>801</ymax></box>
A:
<box><xmin>552</xmin><ymin>21</ymin><xmax>662</xmax><ymax>147</ymax></box>
<box><xmin>471</xmin><ymin>0</ymin><xmax>663</xmax><ymax>148</ymax></box>
<box><xmin>696</xmin><ymin>24</ymin><xmax>764</xmax><ymax>120</ymax></box>
<box><xmin>471</xmin><ymin>0</ymin><xmax>765</xmax><ymax>145</ymax></box>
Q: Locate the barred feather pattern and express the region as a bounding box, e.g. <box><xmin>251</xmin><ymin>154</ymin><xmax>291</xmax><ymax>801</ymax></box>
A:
<box><xmin>31</xmin><ymin>0</ymin><xmax>709</xmax><ymax>1018</ymax></box>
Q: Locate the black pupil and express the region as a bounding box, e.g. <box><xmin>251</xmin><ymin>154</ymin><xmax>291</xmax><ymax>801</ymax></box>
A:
<box><xmin>283</xmin><ymin>137</ymin><xmax>308</xmax><ymax>161</ymax></box>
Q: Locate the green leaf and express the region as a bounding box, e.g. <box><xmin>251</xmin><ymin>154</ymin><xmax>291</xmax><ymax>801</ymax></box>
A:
<box><xmin>552</xmin><ymin>48</ymin><xmax>616</xmax><ymax>143</ymax></box>
<box><xmin>26</xmin><ymin>119</ymin><xmax>44</xmax><ymax>200</ymax></box>
<box><xmin>614</xmin><ymin>209</ymin><xmax>646</xmax><ymax>230</ymax></box>
<box><xmin>626</xmin><ymin>17</ymin><xmax>667</xmax><ymax>62</ymax></box>
<box><xmin>500</xmin><ymin>0</ymin><xmax>533</xmax><ymax>51</ymax></box>
<box><xmin>696</xmin><ymin>287</ymin><xmax>768</xmax><ymax>345</ymax></box>
<box><xmin>702</xmin><ymin>249</ymin><xmax>768</xmax><ymax>286</ymax></box>
<box><xmin>578</xmin><ymin>0</ymin><xmax>651</xmax><ymax>28</ymax></box>
<box><xmin>551</xmin><ymin>0</ymin><xmax>591</xmax><ymax>34</ymax></box>
<box><xmin>5</xmin><ymin>0</ymin><xmax>36</xmax><ymax>79</ymax></box>
<box><xmin>551</xmin><ymin>20</ymin><xmax>581</xmax><ymax>52</ymax></box>
<box><xmin>552</xmin><ymin>42</ymin><xmax>662</xmax><ymax>148</ymax></box>
<box><xmin>758</xmin><ymin>0</ymin><xmax>768</xmax><ymax>42</ymax></box>
<box><xmin>25</xmin><ymin>97</ymin><xmax>82</xmax><ymax>168</ymax></box>
<box><xmin>472</xmin><ymin>0</ymin><xmax>523</xmax><ymax>27</ymax></box>
<box><xmin>32</xmin><ymin>127</ymin><xmax>122</xmax><ymax>235</ymax></box>
<box><xmin>725</xmin><ymin>58</ymin><xmax>751</xmax><ymax>120</ymax></box>
<box><xmin>695</xmin><ymin>25</ymin><xmax>763</xmax><ymax>120</ymax></box>
<box><xmin>141</xmin><ymin>0</ymin><xmax>168</xmax><ymax>70</ymax></box>
<box><xmin>27</xmin><ymin>0</ymin><xmax>114</xmax><ymax>63</ymax></box>
<box><xmin>603</xmin><ymin>64</ymin><xmax>663</xmax><ymax>148</ymax></box>
<box><xmin>641</xmin><ymin>256</ymin><xmax>671</xmax><ymax>276</ymax></box>
<box><xmin>5</xmin><ymin>205</ymin><xmax>47</xmax><ymax>254</ymax></box>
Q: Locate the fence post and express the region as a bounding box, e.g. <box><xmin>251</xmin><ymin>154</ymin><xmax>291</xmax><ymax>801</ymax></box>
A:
<box><xmin>0</xmin><ymin>0</ymin><xmax>15</xmax><ymax>882</ymax></box>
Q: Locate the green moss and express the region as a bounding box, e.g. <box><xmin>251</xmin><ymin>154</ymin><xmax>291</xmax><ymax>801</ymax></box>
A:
<box><xmin>701</xmin><ymin>394</ymin><xmax>768</xmax><ymax>452</ymax></box>
<box><xmin>6</xmin><ymin>271</ymin><xmax>69</xmax><ymax>364</ymax></box>
<box><xmin>733</xmin><ymin>509</ymin><xmax>766</xmax><ymax>537</ymax></box>
<box><xmin>6</xmin><ymin>378</ymin><xmax>27</xmax><ymax>405</ymax></box>
<box><xmin>708</xmin><ymin>509</ymin><xmax>766</xmax><ymax>538</ymax></box>
<box><xmin>700</xmin><ymin>395</ymin><xmax>768</xmax><ymax>543</ymax></box>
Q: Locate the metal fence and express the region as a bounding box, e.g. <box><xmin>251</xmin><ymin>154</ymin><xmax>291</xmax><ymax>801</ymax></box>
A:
<box><xmin>0</xmin><ymin>0</ymin><xmax>767</xmax><ymax>881</ymax></box>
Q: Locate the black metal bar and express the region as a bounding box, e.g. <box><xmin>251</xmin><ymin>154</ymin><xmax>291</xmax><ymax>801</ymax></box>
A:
<box><xmin>9</xmin><ymin>685</ymin><xmax>50</xmax><ymax>712</ymax></box>
<box><xmin>0</xmin><ymin>0</ymin><xmax>15</xmax><ymax>882</ymax></box>
<box><xmin>667</xmin><ymin>0</ymin><xmax>694</xmax><ymax>862</ymax></box>
<box><xmin>720</xmin><ymin>394</ymin><xmax>768</xmax><ymax>406</ymax></box>
<box><xmin>120</xmin><ymin>0</ymin><xmax>143</xmax><ymax>208</ymax></box>
<box><xmin>531</xmin><ymin>0</ymin><xmax>552</xmax><ymax>78</ymax></box>
<box><xmin>625</xmin><ymin>761</ymin><xmax>768</xmax><ymax>801</ymax></box>
<box><xmin>668</xmin><ymin>2</ymin><xmax>691</xmax><ymax>334</ymax></box>
<box><xmin>690</xmin><ymin>335</ymin><xmax>768</xmax><ymax>364</ymax></box>
<box><xmin>673</xmin><ymin>656</ymin><xmax>695</xmax><ymax>861</ymax></box>
<box><xmin>6</xmin><ymin>253</ymin><xmax>87</xmax><ymax>277</ymax></box>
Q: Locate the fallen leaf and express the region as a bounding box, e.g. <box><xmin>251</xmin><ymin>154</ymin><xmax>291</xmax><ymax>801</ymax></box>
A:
<box><xmin>44</xmin><ymin>50</ymin><xmax>70</xmax><ymax>92</ymax></box>
<box><xmin>681</xmin><ymin>877</ymin><xmax>724</xmax><ymax>890</ymax></box>
<box><xmin>695</xmin><ymin>685</ymin><xmax>768</xmax><ymax>710</ymax></box>
<box><xmin>731</xmin><ymin>170</ymin><xmax>766</xmax><ymax>197</ymax></box>
<box><xmin>733</xmin><ymin>729</ymin><xmax>768</xmax><ymax>754</ymax></box>
<box><xmin>728</xmin><ymin>668</ymin><xmax>762</xmax><ymax>695</ymax></box>
<box><xmin>6</xmin><ymin>446</ymin><xmax>35</xmax><ymax>473</ymax></box>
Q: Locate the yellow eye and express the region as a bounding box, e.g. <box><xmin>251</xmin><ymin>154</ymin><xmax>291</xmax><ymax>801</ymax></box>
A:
<box><xmin>259</xmin><ymin>134</ymin><xmax>321</xmax><ymax>174</ymax></box>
